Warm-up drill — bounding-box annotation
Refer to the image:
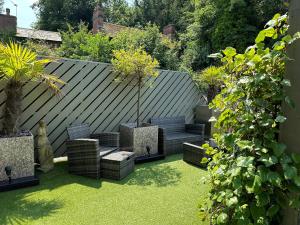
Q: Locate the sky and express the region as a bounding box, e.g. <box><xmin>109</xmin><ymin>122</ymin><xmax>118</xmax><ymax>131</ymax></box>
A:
<box><xmin>2</xmin><ymin>0</ymin><xmax>133</xmax><ymax>29</ymax></box>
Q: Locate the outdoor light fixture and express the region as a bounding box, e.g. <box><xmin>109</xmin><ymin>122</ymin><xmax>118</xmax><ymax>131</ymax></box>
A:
<box><xmin>5</xmin><ymin>166</ymin><xmax>12</xmax><ymax>183</ymax></box>
<box><xmin>146</xmin><ymin>146</ymin><xmax>151</xmax><ymax>157</ymax></box>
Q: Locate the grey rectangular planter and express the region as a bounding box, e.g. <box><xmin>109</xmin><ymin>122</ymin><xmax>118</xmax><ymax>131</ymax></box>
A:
<box><xmin>0</xmin><ymin>132</ymin><xmax>35</xmax><ymax>182</ymax></box>
<box><xmin>120</xmin><ymin>123</ymin><xmax>158</xmax><ymax>157</ymax></box>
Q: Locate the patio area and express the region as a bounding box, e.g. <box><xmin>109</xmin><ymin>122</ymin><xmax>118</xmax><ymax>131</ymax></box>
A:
<box><xmin>0</xmin><ymin>154</ymin><xmax>209</xmax><ymax>225</ymax></box>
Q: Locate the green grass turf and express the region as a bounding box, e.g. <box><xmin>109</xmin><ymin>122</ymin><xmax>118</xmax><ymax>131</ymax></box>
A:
<box><xmin>0</xmin><ymin>154</ymin><xmax>209</xmax><ymax>225</ymax></box>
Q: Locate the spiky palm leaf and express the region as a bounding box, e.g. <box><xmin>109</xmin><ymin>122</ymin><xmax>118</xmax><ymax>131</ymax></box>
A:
<box><xmin>0</xmin><ymin>42</ymin><xmax>65</xmax><ymax>135</ymax></box>
<box><xmin>0</xmin><ymin>42</ymin><xmax>65</xmax><ymax>92</ymax></box>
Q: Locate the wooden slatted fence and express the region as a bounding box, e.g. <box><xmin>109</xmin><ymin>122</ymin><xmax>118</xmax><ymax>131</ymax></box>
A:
<box><xmin>0</xmin><ymin>59</ymin><xmax>206</xmax><ymax>157</ymax></box>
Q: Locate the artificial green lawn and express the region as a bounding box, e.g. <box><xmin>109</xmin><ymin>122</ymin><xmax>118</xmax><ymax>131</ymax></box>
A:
<box><xmin>0</xmin><ymin>154</ymin><xmax>209</xmax><ymax>225</ymax></box>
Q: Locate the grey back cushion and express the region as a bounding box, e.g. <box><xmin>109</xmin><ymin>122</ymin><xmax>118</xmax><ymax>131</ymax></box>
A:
<box><xmin>150</xmin><ymin>117</ymin><xmax>185</xmax><ymax>134</ymax></box>
<box><xmin>67</xmin><ymin>123</ymin><xmax>91</xmax><ymax>140</ymax></box>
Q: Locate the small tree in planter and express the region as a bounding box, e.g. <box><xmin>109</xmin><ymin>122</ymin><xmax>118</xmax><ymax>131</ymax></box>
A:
<box><xmin>0</xmin><ymin>42</ymin><xmax>64</xmax><ymax>188</ymax></box>
<box><xmin>112</xmin><ymin>47</ymin><xmax>160</xmax><ymax>158</ymax></box>
<box><xmin>112</xmin><ymin>47</ymin><xmax>159</xmax><ymax>127</ymax></box>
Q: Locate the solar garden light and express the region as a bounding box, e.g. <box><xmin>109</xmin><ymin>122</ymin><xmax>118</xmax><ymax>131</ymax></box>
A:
<box><xmin>5</xmin><ymin>166</ymin><xmax>12</xmax><ymax>183</ymax></box>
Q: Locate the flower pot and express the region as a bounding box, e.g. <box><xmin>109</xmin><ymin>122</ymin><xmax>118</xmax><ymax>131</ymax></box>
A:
<box><xmin>119</xmin><ymin>123</ymin><xmax>158</xmax><ymax>158</ymax></box>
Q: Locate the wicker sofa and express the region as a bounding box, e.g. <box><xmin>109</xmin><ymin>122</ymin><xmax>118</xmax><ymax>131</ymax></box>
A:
<box><xmin>149</xmin><ymin>116</ymin><xmax>205</xmax><ymax>155</ymax></box>
<box><xmin>66</xmin><ymin>124</ymin><xmax>119</xmax><ymax>179</ymax></box>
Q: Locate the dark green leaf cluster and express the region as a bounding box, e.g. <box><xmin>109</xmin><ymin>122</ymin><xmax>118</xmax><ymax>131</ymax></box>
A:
<box><xmin>57</xmin><ymin>23</ymin><xmax>180</xmax><ymax>70</ymax></box>
<box><xmin>201</xmin><ymin>14</ymin><xmax>300</xmax><ymax>225</ymax></box>
<box><xmin>33</xmin><ymin>0</ymin><xmax>133</xmax><ymax>31</ymax></box>
<box><xmin>180</xmin><ymin>0</ymin><xmax>287</xmax><ymax>72</ymax></box>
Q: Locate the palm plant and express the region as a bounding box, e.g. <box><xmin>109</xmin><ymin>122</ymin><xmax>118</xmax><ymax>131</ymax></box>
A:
<box><xmin>0</xmin><ymin>42</ymin><xmax>65</xmax><ymax>136</ymax></box>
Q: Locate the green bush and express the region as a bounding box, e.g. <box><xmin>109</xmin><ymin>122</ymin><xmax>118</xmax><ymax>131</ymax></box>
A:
<box><xmin>57</xmin><ymin>23</ymin><xmax>112</xmax><ymax>63</ymax></box>
<box><xmin>57</xmin><ymin>23</ymin><xmax>180</xmax><ymax>70</ymax></box>
<box><xmin>201</xmin><ymin>14</ymin><xmax>300</xmax><ymax>225</ymax></box>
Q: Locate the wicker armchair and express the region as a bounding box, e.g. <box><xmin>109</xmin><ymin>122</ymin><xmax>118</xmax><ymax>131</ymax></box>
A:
<box><xmin>150</xmin><ymin>116</ymin><xmax>205</xmax><ymax>155</ymax></box>
<box><xmin>66</xmin><ymin>124</ymin><xmax>119</xmax><ymax>179</ymax></box>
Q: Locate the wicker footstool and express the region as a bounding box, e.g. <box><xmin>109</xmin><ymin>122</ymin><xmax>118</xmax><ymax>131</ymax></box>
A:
<box><xmin>183</xmin><ymin>142</ymin><xmax>208</xmax><ymax>167</ymax></box>
<box><xmin>101</xmin><ymin>151</ymin><xmax>135</xmax><ymax>180</ymax></box>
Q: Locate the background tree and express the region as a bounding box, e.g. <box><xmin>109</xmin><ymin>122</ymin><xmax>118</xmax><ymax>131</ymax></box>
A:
<box><xmin>57</xmin><ymin>23</ymin><xmax>180</xmax><ymax>70</ymax></box>
<box><xmin>33</xmin><ymin>0</ymin><xmax>133</xmax><ymax>31</ymax></box>
<box><xmin>58</xmin><ymin>23</ymin><xmax>112</xmax><ymax>62</ymax></box>
<box><xmin>0</xmin><ymin>43</ymin><xmax>64</xmax><ymax>135</ymax></box>
<box><xmin>180</xmin><ymin>0</ymin><xmax>287</xmax><ymax>72</ymax></box>
<box><xmin>0</xmin><ymin>0</ymin><xmax>4</xmax><ymax>13</ymax></box>
<box><xmin>112</xmin><ymin>47</ymin><xmax>159</xmax><ymax>127</ymax></box>
<box><xmin>132</xmin><ymin>0</ymin><xmax>194</xmax><ymax>32</ymax></box>
<box><xmin>101</xmin><ymin>0</ymin><xmax>134</xmax><ymax>26</ymax></box>
<box><xmin>33</xmin><ymin>0</ymin><xmax>96</xmax><ymax>31</ymax></box>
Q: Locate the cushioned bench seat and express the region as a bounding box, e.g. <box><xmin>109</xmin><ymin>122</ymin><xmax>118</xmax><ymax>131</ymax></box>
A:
<box><xmin>150</xmin><ymin>116</ymin><xmax>205</xmax><ymax>155</ymax></box>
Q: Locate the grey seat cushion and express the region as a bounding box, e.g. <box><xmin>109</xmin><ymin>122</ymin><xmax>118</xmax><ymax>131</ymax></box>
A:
<box><xmin>165</xmin><ymin>132</ymin><xmax>202</xmax><ymax>141</ymax></box>
<box><xmin>99</xmin><ymin>147</ymin><xmax>119</xmax><ymax>157</ymax></box>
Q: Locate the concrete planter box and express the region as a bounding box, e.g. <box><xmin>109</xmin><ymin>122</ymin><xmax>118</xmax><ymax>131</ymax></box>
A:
<box><xmin>0</xmin><ymin>132</ymin><xmax>35</xmax><ymax>182</ymax></box>
<box><xmin>120</xmin><ymin>123</ymin><xmax>158</xmax><ymax>157</ymax></box>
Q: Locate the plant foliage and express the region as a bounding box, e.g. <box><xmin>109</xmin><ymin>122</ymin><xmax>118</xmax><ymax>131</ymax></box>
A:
<box><xmin>201</xmin><ymin>14</ymin><xmax>300</xmax><ymax>224</ymax></box>
<box><xmin>111</xmin><ymin>47</ymin><xmax>159</xmax><ymax>127</ymax></box>
<box><xmin>58</xmin><ymin>23</ymin><xmax>180</xmax><ymax>70</ymax></box>
<box><xmin>0</xmin><ymin>42</ymin><xmax>64</xmax><ymax>135</ymax></box>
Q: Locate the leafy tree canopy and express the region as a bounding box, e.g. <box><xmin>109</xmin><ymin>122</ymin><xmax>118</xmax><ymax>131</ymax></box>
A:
<box><xmin>0</xmin><ymin>0</ymin><xmax>4</xmax><ymax>13</ymax></box>
<box><xmin>33</xmin><ymin>0</ymin><xmax>132</xmax><ymax>31</ymax></box>
<box><xmin>57</xmin><ymin>23</ymin><xmax>180</xmax><ymax>70</ymax></box>
<box><xmin>180</xmin><ymin>0</ymin><xmax>287</xmax><ymax>72</ymax></box>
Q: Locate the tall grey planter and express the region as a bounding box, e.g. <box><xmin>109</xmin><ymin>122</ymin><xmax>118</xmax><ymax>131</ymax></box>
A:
<box><xmin>120</xmin><ymin>123</ymin><xmax>158</xmax><ymax>157</ymax></box>
<box><xmin>0</xmin><ymin>132</ymin><xmax>35</xmax><ymax>182</ymax></box>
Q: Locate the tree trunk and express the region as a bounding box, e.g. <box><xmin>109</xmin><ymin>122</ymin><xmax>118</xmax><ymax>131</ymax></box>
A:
<box><xmin>207</xmin><ymin>85</ymin><xmax>218</xmax><ymax>103</ymax></box>
<box><xmin>137</xmin><ymin>78</ymin><xmax>141</xmax><ymax>128</ymax></box>
<box><xmin>2</xmin><ymin>80</ymin><xmax>23</xmax><ymax>136</ymax></box>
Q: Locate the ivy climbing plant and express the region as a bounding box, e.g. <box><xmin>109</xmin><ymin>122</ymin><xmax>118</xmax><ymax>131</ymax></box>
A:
<box><xmin>201</xmin><ymin>14</ymin><xmax>300</xmax><ymax>225</ymax></box>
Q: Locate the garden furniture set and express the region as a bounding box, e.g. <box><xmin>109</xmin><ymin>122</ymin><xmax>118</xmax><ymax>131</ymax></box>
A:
<box><xmin>66</xmin><ymin>117</ymin><xmax>207</xmax><ymax>181</ymax></box>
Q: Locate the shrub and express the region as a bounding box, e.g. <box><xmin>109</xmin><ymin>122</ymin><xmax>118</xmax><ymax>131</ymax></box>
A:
<box><xmin>201</xmin><ymin>14</ymin><xmax>300</xmax><ymax>225</ymax></box>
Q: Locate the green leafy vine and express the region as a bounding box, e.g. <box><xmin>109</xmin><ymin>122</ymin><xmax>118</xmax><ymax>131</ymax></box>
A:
<box><xmin>201</xmin><ymin>14</ymin><xmax>300</xmax><ymax>225</ymax></box>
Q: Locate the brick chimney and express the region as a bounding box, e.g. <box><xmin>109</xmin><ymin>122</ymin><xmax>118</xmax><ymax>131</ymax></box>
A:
<box><xmin>163</xmin><ymin>24</ymin><xmax>176</xmax><ymax>40</ymax></box>
<box><xmin>92</xmin><ymin>5</ymin><xmax>104</xmax><ymax>34</ymax></box>
<box><xmin>0</xmin><ymin>8</ymin><xmax>17</xmax><ymax>34</ymax></box>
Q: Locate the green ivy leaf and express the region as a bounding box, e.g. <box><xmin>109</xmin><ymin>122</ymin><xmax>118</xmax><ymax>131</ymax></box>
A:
<box><xmin>255</xmin><ymin>31</ymin><xmax>266</xmax><ymax>43</ymax></box>
<box><xmin>201</xmin><ymin>157</ymin><xmax>209</xmax><ymax>164</ymax></box>
<box><xmin>267</xmin><ymin>205</ymin><xmax>279</xmax><ymax>217</ymax></box>
<box><xmin>227</xmin><ymin>196</ymin><xmax>238</xmax><ymax>207</ymax></box>
<box><xmin>275</xmin><ymin>115</ymin><xmax>287</xmax><ymax>123</ymax></box>
<box><xmin>293</xmin><ymin>176</ymin><xmax>300</xmax><ymax>187</ymax></box>
<box><xmin>283</xmin><ymin>165</ymin><xmax>297</xmax><ymax>180</ymax></box>
<box><xmin>281</xmin><ymin>79</ymin><xmax>291</xmax><ymax>87</ymax></box>
<box><xmin>217</xmin><ymin>213</ymin><xmax>228</xmax><ymax>224</ymax></box>
<box><xmin>237</xmin><ymin>156</ymin><xmax>255</xmax><ymax>168</ymax></box>
<box><xmin>271</xmin><ymin>143</ymin><xmax>286</xmax><ymax>157</ymax></box>
<box><xmin>223</xmin><ymin>47</ymin><xmax>237</xmax><ymax>57</ymax></box>
<box><xmin>267</xmin><ymin>171</ymin><xmax>282</xmax><ymax>187</ymax></box>
<box><xmin>252</xmin><ymin>175</ymin><xmax>262</xmax><ymax>193</ymax></box>
<box><xmin>285</xmin><ymin>96</ymin><xmax>296</xmax><ymax>109</ymax></box>
<box><xmin>259</xmin><ymin>155</ymin><xmax>278</xmax><ymax>167</ymax></box>
<box><xmin>208</xmin><ymin>52</ymin><xmax>223</xmax><ymax>59</ymax></box>
<box><xmin>291</xmin><ymin>153</ymin><xmax>300</xmax><ymax>164</ymax></box>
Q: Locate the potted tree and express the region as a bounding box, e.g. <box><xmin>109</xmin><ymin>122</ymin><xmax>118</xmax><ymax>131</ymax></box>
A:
<box><xmin>0</xmin><ymin>42</ymin><xmax>64</xmax><ymax>191</ymax></box>
<box><xmin>112</xmin><ymin>47</ymin><xmax>161</xmax><ymax>162</ymax></box>
<box><xmin>194</xmin><ymin>66</ymin><xmax>224</xmax><ymax>138</ymax></box>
